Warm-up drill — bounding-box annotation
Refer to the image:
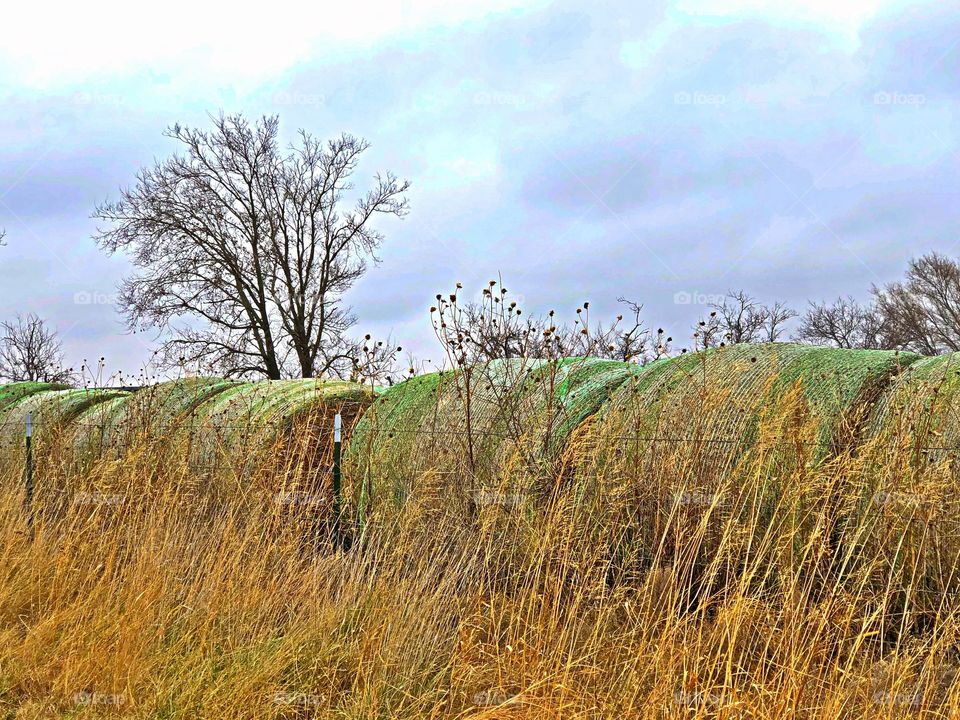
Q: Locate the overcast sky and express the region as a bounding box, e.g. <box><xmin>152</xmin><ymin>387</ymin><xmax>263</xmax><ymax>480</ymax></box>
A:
<box><xmin>1</xmin><ymin>0</ymin><xmax>957</xmax><ymax>378</ymax></box>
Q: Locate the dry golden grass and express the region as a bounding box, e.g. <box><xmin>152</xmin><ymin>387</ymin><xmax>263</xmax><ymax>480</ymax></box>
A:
<box><xmin>1</xmin><ymin>369</ymin><xmax>959</xmax><ymax>718</ymax></box>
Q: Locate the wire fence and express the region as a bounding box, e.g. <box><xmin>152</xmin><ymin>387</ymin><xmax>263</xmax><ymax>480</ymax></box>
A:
<box><xmin>3</xmin><ymin>416</ymin><xmax>960</xmax><ymax>453</ymax></box>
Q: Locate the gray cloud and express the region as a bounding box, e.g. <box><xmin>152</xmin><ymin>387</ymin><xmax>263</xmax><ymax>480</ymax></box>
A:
<box><xmin>0</xmin><ymin>0</ymin><xmax>958</xmax><ymax>371</ymax></box>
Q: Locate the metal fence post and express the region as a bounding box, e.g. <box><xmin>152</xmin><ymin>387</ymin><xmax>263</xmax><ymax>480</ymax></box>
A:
<box><xmin>332</xmin><ymin>413</ymin><xmax>342</xmax><ymax>547</ymax></box>
<box><xmin>24</xmin><ymin>413</ymin><xmax>33</xmax><ymax>541</ymax></box>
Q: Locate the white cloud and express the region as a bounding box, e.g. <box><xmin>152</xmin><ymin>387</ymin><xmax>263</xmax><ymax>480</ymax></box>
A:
<box><xmin>1</xmin><ymin>0</ymin><xmax>543</xmax><ymax>89</ymax></box>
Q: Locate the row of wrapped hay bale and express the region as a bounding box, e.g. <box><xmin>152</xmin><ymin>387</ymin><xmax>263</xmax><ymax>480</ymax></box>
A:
<box><xmin>69</xmin><ymin>377</ymin><xmax>240</xmax><ymax>468</ymax></box>
<box><xmin>0</xmin><ymin>378</ymin><xmax>374</xmax><ymax>508</ymax></box>
<box><xmin>344</xmin><ymin>344</ymin><xmax>938</xmax><ymax>599</ymax></box>
<box><xmin>346</xmin><ymin>345</ymin><xmax>921</xmax><ymax>513</ymax></box>
<box><xmin>2</xmin><ymin>344</ymin><xmax>959</xmax><ymax>520</ymax></box>
<box><xmin>345</xmin><ymin>357</ymin><xmax>643</xmax><ymax>513</ymax></box>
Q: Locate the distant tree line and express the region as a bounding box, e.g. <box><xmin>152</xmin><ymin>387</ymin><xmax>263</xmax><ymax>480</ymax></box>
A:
<box><xmin>2</xmin><ymin>112</ymin><xmax>959</xmax><ymax>383</ymax></box>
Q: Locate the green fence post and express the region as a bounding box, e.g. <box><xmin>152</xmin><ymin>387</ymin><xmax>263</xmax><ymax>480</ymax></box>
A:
<box><xmin>24</xmin><ymin>413</ymin><xmax>34</xmax><ymax>542</ymax></box>
<box><xmin>332</xmin><ymin>412</ymin><xmax>342</xmax><ymax>548</ymax></box>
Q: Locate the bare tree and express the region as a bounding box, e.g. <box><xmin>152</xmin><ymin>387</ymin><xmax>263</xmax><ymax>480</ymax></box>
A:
<box><xmin>94</xmin><ymin>113</ymin><xmax>410</xmax><ymax>379</ymax></box>
<box><xmin>699</xmin><ymin>290</ymin><xmax>797</xmax><ymax>346</ymax></box>
<box><xmin>872</xmin><ymin>252</ymin><xmax>960</xmax><ymax>355</ymax></box>
<box><xmin>0</xmin><ymin>313</ymin><xmax>71</xmax><ymax>383</ymax></box>
<box><xmin>762</xmin><ymin>300</ymin><xmax>798</xmax><ymax>342</ymax></box>
<box><xmin>795</xmin><ymin>296</ymin><xmax>888</xmax><ymax>349</ymax></box>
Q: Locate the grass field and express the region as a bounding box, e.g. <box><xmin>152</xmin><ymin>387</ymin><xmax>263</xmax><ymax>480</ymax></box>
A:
<box><xmin>1</xmin><ymin>344</ymin><xmax>959</xmax><ymax>718</ymax></box>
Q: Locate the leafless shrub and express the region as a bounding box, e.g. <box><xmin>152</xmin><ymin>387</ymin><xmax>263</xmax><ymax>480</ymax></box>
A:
<box><xmin>433</xmin><ymin>281</ymin><xmax>668</xmax><ymax>365</ymax></box>
<box><xmin>696</xmin><ymin>290</ymin><xmax>797</xmax><ymax>348</ymax></box>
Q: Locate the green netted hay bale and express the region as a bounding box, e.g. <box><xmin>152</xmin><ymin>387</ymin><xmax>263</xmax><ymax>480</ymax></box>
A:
<box><xmin>69</xmin><ymin>377</ymin><xmax>240</xmax><ymax>470</ymax></box>
<box><xmin>0</xmin><ymin>388</ymin><xmax>130</xmax><ymax>474</ymax></box>
<box><xmin>843</xmin><ymin>353</ymin><xmax>960</xmax><ymax>607</ymax></box>
<box><xmin>865</xmin><ymin>353</ymin><xmax>960</xmax><ymax>464</ymax></box>
<box><xmin>345</xmin><ymin>358</ymin><xmax>647</xmax><ymax>514</ymax></box>
<box><xmin>563</xmin><ymin>343</ymin><xmax>919</xmax><ymax>582</ymax></box>
<box><xmin>0</xmin><ymin>382</ymin><xmax>70</xmax><ymax>417</ymax></box>
<box><xmin>347</xmin><ymin>360</ymin><xmax>551</xmax><ymax>511</ymax></box>
<box><xmin>186</xmin><ymin>379</ymin><xmax>372</xmax><ymax>498</ymax></box>
<box><xmin>571</xmin><ymin>343</ymin><xmax>919</xmax><ymax>483</ymax></box>
<box><xmin>346</xmin><ymin>370</ymin><xmax>453</xmax><ymax>504</ymax></box>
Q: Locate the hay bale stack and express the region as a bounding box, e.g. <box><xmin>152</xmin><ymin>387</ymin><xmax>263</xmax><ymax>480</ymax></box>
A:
<box><xmin>562</xmin><ymin>343</ymin><xmax>919</xmax><ymax>581</ymax></box>
<box><xmin>571</xmin><ymin>343</ymin><xmax>918</xmax><ymax>486</ymax></box>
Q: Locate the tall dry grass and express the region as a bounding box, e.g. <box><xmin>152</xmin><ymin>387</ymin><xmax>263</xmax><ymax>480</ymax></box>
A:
<box><xmin>1</xmin><ymin>364</ymin><xmax>959</xmax><ymax>718</ymax></box>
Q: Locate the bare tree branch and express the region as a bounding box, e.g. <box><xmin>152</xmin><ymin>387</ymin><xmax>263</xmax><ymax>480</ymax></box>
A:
<box><xmin>795</xmin><ymin>296</ymin><xmax>888</xmax><ymax>349</ymax></box>
<box><xmin>872</xmin><ymin>252</ymin><xmax>960</xmax><ymax>354</ymax></box>
<box><xmin>94</xmin><ymin>113</ymin><xmax>410</xmax><ymax>379</ymax></box>
<box><xmin>0</xmin><ymin>314</ymin><xmax>73</xmax><ymax>383</ymax></box>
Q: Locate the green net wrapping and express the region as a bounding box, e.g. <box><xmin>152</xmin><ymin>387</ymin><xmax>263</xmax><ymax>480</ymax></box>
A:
<box><xmin>185</xmin><ymin>379</ymin><xmax>373</xmax><ymax>498</ymax></box>
<box><xmin>345</xmin><ymin>358</ymin><xmax>646</xmax><ymax>513</ymax></box>
<box><xmin>0</xmin><ymin>382</ymin><xmax>70</xmax><ymax>417</ymax></box>
<box><xmin>69</xmin><ymin>377</ymin><xmax>240</xmax><ymax>469</ymax></box>
<box><xmin>0</xmin><ymin>388</ymin><xmax>130</xmax><ymax>475</ymax></box>
<box><xmin>845</xmin><ymin>353</ymin><xmax>960</xmax><ymax>607</ymax></box>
